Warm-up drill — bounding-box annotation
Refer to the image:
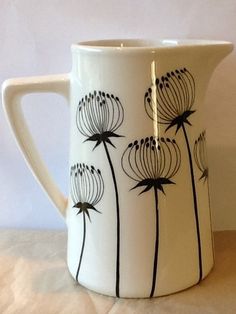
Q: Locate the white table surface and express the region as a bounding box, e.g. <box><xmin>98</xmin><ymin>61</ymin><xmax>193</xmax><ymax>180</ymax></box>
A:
<box><xmin>0</xmin><ymin>230</ymin><xmax>236</xmax><ymax>314</ymax></box>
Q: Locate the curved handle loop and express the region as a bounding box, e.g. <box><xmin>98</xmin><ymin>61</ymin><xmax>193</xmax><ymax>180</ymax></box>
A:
<box><xmin>2</xmin><ymin>74</ymin><xmax>70</xmax><ymax>218</ymax></box>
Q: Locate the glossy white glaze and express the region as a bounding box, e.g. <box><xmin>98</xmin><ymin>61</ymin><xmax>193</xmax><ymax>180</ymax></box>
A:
<box><xmin>2</xmin><ymin>39</ymin><xmax>233</xmax><ymax>298</ymax></box>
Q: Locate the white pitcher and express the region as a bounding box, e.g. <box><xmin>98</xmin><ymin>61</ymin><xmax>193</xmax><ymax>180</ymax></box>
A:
<box><xmin>2</xmin><ymin>39</ymin><xmax>233</xmax><ymax>298</ymax></box>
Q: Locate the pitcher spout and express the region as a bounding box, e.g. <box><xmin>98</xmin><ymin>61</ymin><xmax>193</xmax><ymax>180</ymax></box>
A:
<box><xmin>203</xmin><ymin>40</ymin><xmax>233</xmax><ymax>70</ymax></box>
<box><xmin>183</xmin><ymin>40</ymin><xmax>234</xmax><ymax>94</ymax></box>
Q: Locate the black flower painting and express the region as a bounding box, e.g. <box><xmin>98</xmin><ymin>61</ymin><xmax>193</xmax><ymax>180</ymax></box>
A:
<box><xmin>70</xmin><ymin>163</ymin><xmax>104</xmax><ymax>281</ymax></box>
<box><xmin>121</xmin><ymin>136</ymin><xmax>181</xmax><ymax>297</ymax></box>
<box><xmin>144</xmin><ymin>68</ymin><xmax>203</xmax><ymax>283</ymax></box>
<box><xmin>76</xmin><ymin>91</ymin><xmax>124</xmax><ymax>149</ymax></box>
<box><xmin>76</xmin><ymin>91</ymin><xmax>124</xmax><ymax>297</ymax></box>
<box><xmin>194</xmin><ymin>131</ymin><xmax>208</xmax><ymax>182</ymax></box>
<box><xmin>144</xmin><ymin>68</ymin><xmax>195</xmax><ymax>133</ymax></box>
<box><xmin>194</xmin><ymin>131</ymin><xmax>214</xmax><ymax>263</ymax></box>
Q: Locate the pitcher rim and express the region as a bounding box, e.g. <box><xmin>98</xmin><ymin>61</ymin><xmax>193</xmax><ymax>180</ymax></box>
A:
<box><xmin>71</xmin><ymin>38</ymin><xmax>233</xmax><ymax>53</ymax></box>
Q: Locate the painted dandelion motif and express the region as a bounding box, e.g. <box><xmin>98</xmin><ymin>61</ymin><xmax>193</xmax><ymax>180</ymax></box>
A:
<box><xmin>144</xmin><ymin>68</ymin><xmax>203</xmax><ymax>283</ymax></box>
<box><xmin>121</xmin><ymin>136</ymin><xmax>181</xmax><ymax>297</ymax></box>
<box><xmin>144</xmin><ymin>68</ymin><xmax>195</xmax><ymax>132</ymax></box>
<box><xmin>194</xmin><ymin>131</ymin><xmax>208</xmax><ymax>182</ymax></box>
<box><xmin>76</xmin><ymin>91</ymin><xmax>124</xmax><ymax>297</ymax></box>
<box><xmin>70</xmin><ymin>163</ymin><xmax>104</xmax><ymax>281</ymax></box>
<box><xmin>76</xmin><ymin>91</ymin><xmax>124</xmax><ymax>149</ymax></box>
<box><xmin>194</xmin><ymin>131</ymin><xmax>214</xmax><ymax>263</ymax></box>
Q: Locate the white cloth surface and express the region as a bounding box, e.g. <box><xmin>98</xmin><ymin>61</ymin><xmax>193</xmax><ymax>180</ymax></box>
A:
<box><xmin>0</xmin><ymin>230</ymin><xmax>236</xmax><ymax>314</ymax></box>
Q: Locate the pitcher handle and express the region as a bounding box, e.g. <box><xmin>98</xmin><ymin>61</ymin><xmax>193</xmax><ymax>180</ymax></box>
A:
<box><xmin>2</xmin><ymin>74</ymin><xmax>70</xmax><ymax>218</ymax></box>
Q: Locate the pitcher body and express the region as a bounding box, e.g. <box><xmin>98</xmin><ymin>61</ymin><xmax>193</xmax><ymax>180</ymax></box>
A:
<box><xmin>2</xmin><ymin>39</ymin><xmax>233</xmax><ymax>298</ymax></box>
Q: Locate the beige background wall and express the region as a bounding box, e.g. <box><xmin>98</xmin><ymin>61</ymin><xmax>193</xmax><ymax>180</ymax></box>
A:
<box><xmin>0</xmin><ymin>0</ymin><xmax>236</xmax><ymax>230</ymax></box>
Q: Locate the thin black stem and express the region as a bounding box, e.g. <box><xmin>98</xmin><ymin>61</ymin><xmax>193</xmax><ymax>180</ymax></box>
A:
<box><xmin>206</xmin><ymin>180</ymin><xmax>215</xmax><ymax>263</ymax></box>
<box><xmin>150</xmin><ymin>187</ymin><xmax>159</xmax><ymax>298</ymax></box>
<box><xmin>103</xmin><ymin>141</ymin><xmax>120</xmax><ymax>298</ymax></box>
<box><xmin>76</xmin><ymin>212</ymin><xmax>86</xmax><ymax>281</ymax></box>
<box><xmin>182</xmin><ymin>123</ymin><xmax>202</xmax><ymax>282</ymax></box>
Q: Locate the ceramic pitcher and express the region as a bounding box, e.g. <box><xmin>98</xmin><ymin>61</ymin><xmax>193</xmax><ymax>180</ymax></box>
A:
<box><xmin>2</xmin><ymin>39</ymin><xmax>233</xmax><ymax>298</ymax></box>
